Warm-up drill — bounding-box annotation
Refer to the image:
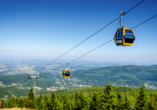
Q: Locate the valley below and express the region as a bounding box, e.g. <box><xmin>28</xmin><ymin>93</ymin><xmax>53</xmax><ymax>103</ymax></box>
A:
<box><xmin>0</xmin><ymin>59</ymin><xmax>157</xmax><ymax>98</ymax></box>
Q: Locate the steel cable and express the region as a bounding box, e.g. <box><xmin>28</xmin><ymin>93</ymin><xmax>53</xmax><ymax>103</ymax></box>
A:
<box><xmin>38</xmin><ymin>0</ymin><xmax>145</xmax><ymax>71</ymax></box>
<box><xmin>47</xmin><ymin>14</ymin><xmax>157</xmax><ymax>72</ymax></box>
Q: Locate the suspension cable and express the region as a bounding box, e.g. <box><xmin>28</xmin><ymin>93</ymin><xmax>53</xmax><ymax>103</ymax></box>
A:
<box><xmin>38</xmin><ymin>0</ymin><xmax>145</xmax><ymax>71</ymax></box>
<box><xmin>132</xmin><ymin>15</ymin><xmax>157</xmax><ymax>29</ymax></box>
<box><xmin>46</xmin><ymin>14</ymin><xmax>157</xmax><ymax>72</ymax></box>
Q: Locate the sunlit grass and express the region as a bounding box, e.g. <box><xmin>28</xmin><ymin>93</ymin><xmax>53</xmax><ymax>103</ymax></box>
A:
<box><xmin>1</xmin><ymin>108</ymin><xmax>34</xmax><ymax>110</ymax></box>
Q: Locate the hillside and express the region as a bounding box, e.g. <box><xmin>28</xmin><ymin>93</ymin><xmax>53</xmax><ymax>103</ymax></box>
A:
<box><xmin>0</xmin><ymin>87</ymin><xmax>29</xmax><ymax>98</ymax></box>
<box><xmin>0</xmin><ymin>73</ymin><xmax>57</xmax><ymax>88</ymax></box>
<box><xmin>71</xmin><ymin>65</ymin><xmax>157</xmax><ymax>88</ymax></box>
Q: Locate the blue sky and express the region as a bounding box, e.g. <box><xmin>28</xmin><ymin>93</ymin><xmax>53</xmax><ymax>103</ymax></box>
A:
<box><xmin>0</xmin><ymin>0</ymin><xmax>157</xmax><ymax>63</ymax></box>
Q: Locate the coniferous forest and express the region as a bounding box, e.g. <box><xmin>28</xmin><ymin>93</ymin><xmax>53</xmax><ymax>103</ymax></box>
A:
<box><xmin>1</xmin><ymin>83</ymin><xmax>157</xmax><ymax>110</ymax></box>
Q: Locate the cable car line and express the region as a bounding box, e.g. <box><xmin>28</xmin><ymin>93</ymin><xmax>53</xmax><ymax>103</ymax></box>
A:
<box><xmin>48</xmin><ymin>38</ymin><xmax>114</xmax><ymax>72</ymax></box>
<box><xmin>38</xmin><ymin>17</ymin><xmax>119</xmax><ymax>71</ymax></box>
<box><xmin>69</xmin><ymin>39</ymin><xmax>114</xmax><ymax>64</ymax></box>
<box><xmin>44</xmin><ymin>38</ymin><xmax>114</xmax><ymax>77</ymax></box>
<box><xmin>42</xmin><ymin>14</ymin><xmax>157</xmax><ymax>77</ymax></box>
<box><xmin>69</xmin><ymin>14</ymin><xmax>157</xmax><ymax>65</ymax></box>
<box><xmin>123</xmin><ymin>0</ymin><xmax>144</xmax><ymax>15</ymax></box>
<box><xmin>38</xmin><ymin>0</ymin><xmax>145</xmax><ymax>72</ymax></box>
<box><xmin>132</xmin><ymin>15</ymin><xmax>157</xmax><ymax>29</ymax></box>
<box><xmin>53</xmin><ymin>15</ymin><xmax>157</xmax><ymax>70</ymax></box>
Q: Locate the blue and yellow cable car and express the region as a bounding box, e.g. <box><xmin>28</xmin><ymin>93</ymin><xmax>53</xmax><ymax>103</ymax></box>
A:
<box><xmin>62</xmin><ymin>63</ymin><xmax>71</xmax><ymax>78</ymax></box>
<box><xmin>62</xmin><ymin>69</ymin><xmax>71</xmax><ymax>78</ymax></box>
<box><xmin>114</xmin><ymin>12</ymin><xmax>135</xmax><ymax>46</ymax></box>
<box><xmin>114</xmin><ymin>28</ymin><xmax>135</xmax><ymax>46</ymax></box>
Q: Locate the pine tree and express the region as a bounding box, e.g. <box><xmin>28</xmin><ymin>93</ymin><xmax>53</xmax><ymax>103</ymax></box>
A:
<box><xmin>17</xmin><ymin>96</ymin><xmax>25</xmax><ymax>108</ymax></box>
<box><xmin>79</xmin><ymin>91</ymin><xmax>88</xmax><ymax>110</ymax></box>
<box><xmin>7</xmin><ymin>99</ymin><xmax>16</xmax><ymax>108</ymax></box>
<box><xmin>37</xmin><ymin>94</ymin><xmax>45</xmax><ymax>110</ymax></box>
<box><xmin>7</xmin><ymin>99</ymin><xmax>12</xmax><ymax>108</ymax></box>
<box><xmin>116</xmin><ymin>92</ymin><xmax>122</xmax><ymax>109</ymax></box>
<box><xmin>50</xmin><ymin>92</ymin><xmax>56</xmax><ymax>110</ymax></box>
<box><xmin>57</xmin><ymin>95</ymin><xmax>61</xmax><ymax>102</ymax></box>
<box><xmin>147</xmin><ymin>95</ymin><xmax>157</xmax><ymax>110</ymax></box>
<box><xmin>70</xmin><ymin>95</ymin><xmax>75</xmax><ymax>110</ymax></box>
<box><xmin>44</xmin><ymin>95</ymin><xmax>49</xmax><ymax>110</ymax></box>
<box><xmin>23</xmin><ymin>98</ymin><xmax>26</xmax><ymax>107</ymax></box>
<box><xmin>135</xmin><ymin>83</ymin><xmax>148</xmax><ymax>110</ymax></box>
<box><xmin>35</xmin><ymin>97</ymin><xmax>39</xmax><ymax>109</ymax></box>
<box><xmin>25</xmin><ymin>97</ymin><xmax>32</xmax><ymax>109</ymax></box>
<box><xmin>5</xmin><ymin>100</ymin><xmax>9</xmax><ymax>108</ymax></box>
<box><xmin>121</xmin><ymin>95</ymin><xmax>131</xmax><ymax>110</ymax></box>
<box><xmin>63</xmin><ymin>95</ymin><xmax>71</xmax><ymax>110</ymax></box>
<box><xmin>74</xmin><ymin>92</ymin><xmax>81</xmax><ymax>110</ymax></box>
<box><xmin>11</xmin><ymin>98</ymin><xmax>16</xmax><ymax>108</ymax></box>
<box><xmin>101</xmin><ymin>83</ymin><xmax>115</xmax><ymax>110</ymax></box>
<box><xmin>46</xmin><ymin>98</ymin><xmax>51</xmax><ymax>110</ymax></box>
<box><xmin>50</xmin><ymin>92</ymin><xmax>61</xmax><ymax>110</ymax></box>
<box><xmin>89</xmin><ymin>91</ymin><xmax>102</xmax><ymax>110</ymax></box>
<box><xmin>28</xmin><ymin>86</ymin><xmax>35</xmax><ymax>108</ymax></box>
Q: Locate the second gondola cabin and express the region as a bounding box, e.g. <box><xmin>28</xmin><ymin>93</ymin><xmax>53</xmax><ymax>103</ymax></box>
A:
<box><xmin>114</xmin><ymin>28</ymin><xmax>135</xmax><ymax>46</ymax></box>
<box><xmin>62</xmin><ymin>69</ymin><xmax>71</xmax><ymax>78</ymax></box>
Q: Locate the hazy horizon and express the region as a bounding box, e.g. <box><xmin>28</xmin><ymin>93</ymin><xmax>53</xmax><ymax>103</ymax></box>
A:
<box><xmin>0</xmin><ymin>57</ymin><xmax>157</xmax><ymax>67</ymax></box>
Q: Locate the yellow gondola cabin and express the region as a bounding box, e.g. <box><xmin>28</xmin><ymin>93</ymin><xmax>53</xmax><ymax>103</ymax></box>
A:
<box><xmin>114</xmin><ymin>28</ymin><xmax>135</xmax><ymax>46</ymax></box>
<box><xmin>62</xmin><ymin>69</ymin><xmax>71</xmax><ymax>78</ymax></box>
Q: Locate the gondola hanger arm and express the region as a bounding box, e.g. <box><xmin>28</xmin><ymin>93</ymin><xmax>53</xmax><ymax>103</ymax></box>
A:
<box><xmin>67</xmin><ymin>63</ymin><xmax>70</xmax><ymax>70</ymax></box>
<box><xmin>120</xmin><ymin>11</ymin><xmax>127</xmax><ymax>28</ymax></box>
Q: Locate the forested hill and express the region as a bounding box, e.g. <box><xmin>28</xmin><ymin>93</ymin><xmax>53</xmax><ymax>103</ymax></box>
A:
<box><xmin>1</xmin><ymin>84</ymin><xmax>157</xmax><ymax>110</ymax></box>
<box><xmin>71</xmin><ymin>65</ymin><xmax>157</xmax><ymax>88</ymax></box>
<box><xmin>0</xmin><ymin>84</ymin><xmax>156</xmax><ymax>99</ymax></box>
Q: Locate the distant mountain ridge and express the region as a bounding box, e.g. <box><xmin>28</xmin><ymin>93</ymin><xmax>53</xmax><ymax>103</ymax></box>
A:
<box><xmin>71</xmin><ymin>65</ymin><xmax>157</xmax><ymax>89</ymax></box>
